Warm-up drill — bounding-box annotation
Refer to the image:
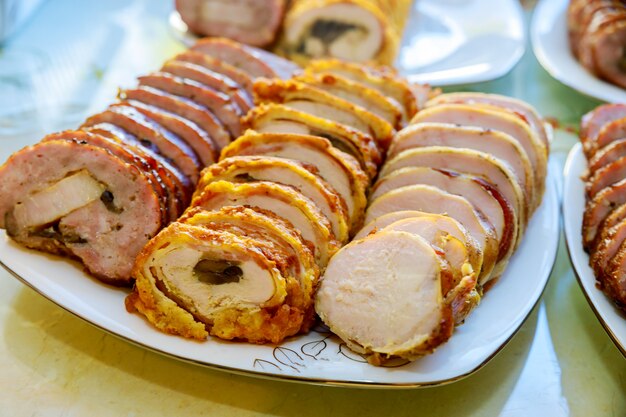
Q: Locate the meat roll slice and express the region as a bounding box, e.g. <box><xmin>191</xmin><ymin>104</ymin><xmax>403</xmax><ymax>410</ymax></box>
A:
<box><xmin>0</xmin><ymin>139</ymin><xmax>162</xmax><ymax>284</ymax></box>
<box><xmin>242</xmin><ymin>103</ymin><xmax>381</xmax><ymax>178</ymax></box>
<box><xmin>82</xmin><ymin>104</ymin><xmax>201</xmax><ymax>183</ymax></box>
<box><xmin>587</xmin><ymin>156</ymin><xmax>626</xmax><ymax>198</ymax></box>
<box><xmin>411</xmin><ymin>103</ymin><xmax>547</xmax><ymax>210</ymax></box>
<box><xmin>174</xmin><ymin>50</ymin><xmax>254</xmax><ymax>96</ymax></box>
<box><xmin>388</xmin><ymin>122</ymin><xmax>534</xmax><ymax>212</ymax></box>
<box><xmin>601</xmin><ymin>238</ymin><xmax>626</xmax><ymax>309</ymax></box>
<box><xmin>355</xmin><ymin>211</ymin><xmax>484</xmax><ymax>280</ymax></box>
<box><xmin>584</xmin><ymin>10</ymin><xmax>626</xmax><ymax>88</ymax></box>
<box><xmin>253</xmin><ymin>78</ymin><xmax>394</xmax><ymax>150</ymax></box>
<box><xmin>315</xmin><ymin>230</ymin><xmax>454</xmax><ymax>364</ymax></box>
<box><xmin>138</xmin><ymin>72</ymin><xmax>242</xmax><ymax>138</ymax></box>
<box><xmin>220</xmin><ymin>132</ymin><xmax>369</xmax><ymax>232</ymax></box>
<box><xmin>192</xmin><ymin>180</ymin><xmax>339</xmax><ymax>265</ymax></box>
<box><xmin>590</xmin><ymin>217</ymin><xmax>626</xmax><ymax>279</ymax></box>
<box><xmin>381</xmin><ymin>147</ymin><xmax>526</xmax><ymax>238</ymax></box>
<box><xmin>191</xmin><ymin>37</ymin><xmax>300</xmax><ymax>79</ymax></box>
<box><xmin>365</xmin><ymin>184</ymin><xmax>499</xmax><ymax>284</ymax></box>
<box><xmin>425</xmin><ymin>92</ymin><xmax>551</xmax><ymax>149</ymax></box>
<box><xmin>121</xmin><ymin>86</ymin><xmax>231</xmax><ymax>151</ymax></box>
<box><xmin>592</xmin><ymin>117</ymin><xmax>626</xmax><ymax>153</ymax></box>
<box><xmin>583</xmin><ymin>178</ymin><xmax>626</xmax><ymax>249</ymax></box>
<box><xmin>180</xmin><ymin>206</ymin><xmax>319</xmax><ymax>300</ymax></box>
<box><xmin>371</xmin><ymin>167</ymin><xmax>517</xmax><ymax>273</ymax></box>
<box><xmin>116</xmin><ymin>100</ymin><xmax>217</xmax><ymax>166</ymax></box>
<box><xmin>128</xmin><ymin>222</ymin><xmax>309</xmax><ymax>343</ymax></box>
<box><xmin>196</xmin><ymin>156</ymin><xmax>350</xmax><ymax>243</ymax></box>
<box><xmin>306</xmin><ymin>59</ymin><xmax>419</xmax><ymax>120</ymax></box>
<box><xmin>162</xmin><ymin>60</ymin><xmax>252</xmax><ymax>113</ymax></box>
<box><xmin>379</xmin><ymin>218</ymin><xmax>480</xmax><ymax>323</ymax></box>
<box><xmin>588</xmin><ymin>138</ymin><xmax>626</xmax><ymax>172</ymax></box>
<box><xmin>580</xmin><ymin>103</ymin><xmax>626</xmax><ymax>156</ymax></box>
<box><xmin>294</xmin><ymin>72</ymin><xmax>403</xmax><ymax>129</ymax></box>
<box><xmin>176</xmin><ymin>0</ymin><xmax>286</xmax><ymax>47</ymax></box>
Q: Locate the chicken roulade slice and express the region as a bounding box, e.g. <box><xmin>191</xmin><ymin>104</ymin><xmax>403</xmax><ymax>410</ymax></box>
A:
<box><xmin>128</xmin><ymin>222</ymin><xmax>310</xmax><ymax>343</ymax></box>
<box><xmin>191</xmin><ymin>37</ymin><xmax>300</xmax><ymax>79</ymax></box>
<box><xmin>120</xmin><ymin>86</ymin><xmax>231</xmax><ymax>152</ymax></box>
<box><xmin>306</xmin><ymin>59</ymin><xmax>419</xmax><ymax>120</ymax></box>
<box><xmin>253</xmin><ymin>78</ymin><xmax>394</xmax><ymax>150</ymax></box>
<box><xmin>583</xmin><ymin>178</ymin><xmax>626</xmax><ymax>250</ymax></box>
<box><xmin>242</xmin><ymin>103</ymin><xmax>380</xmax><ymax>178</ymax></box>
<box><xmin>196</xmin><ymin>156</ymin><xmax>350</xmax><ymax>243</ymax></box>
<box><xmin>294</xmin><ymin>72</ymin><xmax>403</xmax><ymax>129</ymax></box>
<box><xmin>381</xmin><ymin>146</ymin><xmax>526</xmax><ymax>238</ymax></box>
<box><xmin>175</xmin><ymin>0</ymin><xmax>286</xmax><ymax>47</ymax></box>
<box><xmin>371</xmin><ymin>167</ymin><xmax>517</xmax><ymax>272</ymax></box>
<box><xmin>425</xmin><ymin>92</ymin><xmax>551</xmax><ymax>148</ymax></box>
<box><xmin>138</xmin><ymin>72</ymin><xmax>243</xmax><ymax>139</ymax></box>
<box><xmin>180</xmin><ymin>206</ymin><xmax>319</xmax><ymax>300</ymax></box>
<box><xmin>0</xmin><ymin>139</ymin><xmax>162</xmax><ymax>284</ymax></box>
<box><xmin>315</xmin><ymin>230</ymin><xmax>454</xmax><ymax>364</ymax></box>
<box><xmin>220</xmin><ymin>132</ymin><xmax>369</xmax><ymax>232</ymax></box>
<box><xmin>411</xmin><ymin>103</ymin><xmax>547</xmax><ymax>210</ymax></box>
<box><xmin>365</xmin><ymin>184</ymin><xmax>499</xmax><ymax>284</ymax></box>
<box><xmin>388</xmin><ymin>122</ymin><xmax>535</xmax><ymax>211</ymax></box>
<box><xmin>192</xmin><ymin>180</ymin><xmax>339</xmax><ymax>266</ymax></box>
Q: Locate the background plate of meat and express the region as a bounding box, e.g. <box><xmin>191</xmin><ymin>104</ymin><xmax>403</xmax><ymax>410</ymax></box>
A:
<box><xmin>0</xmin><ymin>159</ymin><xmax>560</xmax><ymax>387</ymax></box>
<box><xmin>563</xmin><ymin>143</ymin><xmax>626</xmax><ymax>357</ymax></box>
<box><xmin>532</xmin><ymin>0</ymin><xmax>626</xmax><ymax>103</ymax></box>
<box><xmin>169</xmin><ymin>0</ymin><xmax>526</xmax><ymax>87</ymax></box>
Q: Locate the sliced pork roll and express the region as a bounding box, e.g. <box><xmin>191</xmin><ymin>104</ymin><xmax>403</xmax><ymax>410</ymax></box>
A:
<box><xmin>176</xmin><ymin>0</ymin><xmax>286</xmax><ymax>47</ymax></box>
<box><xmin>128</xmin><ymin>222</ymin><xmax>311</xmax><ymax>343</ymax></box>
<box><xmin>192</xmin><ymin>180</ymin><xmax>339</xmax><ymax>265</ymax></box>
<box><xmin>242</xmin><ymin>103</ymin><xmax>381</xmax><ymax>177</ymax></box>
<box><xmin>586</xmin><ymin>156</ymin><xmax>626</xmax><ymax>198</ymax></box>
<box><xmin>294</xmin><ymin>72</ymin><xmax>404</xmax><ymax>128</ymax></box>
<box><xmin>220</xmin><ymin>131</ymin><xmax>369</xmax><ymax>232</ymax></box>
<box><xmin>305</xmin><ymin>59</ymin><xmax>419</xmax><ymax>120</ymax></box>
<box><xmin>315</xmin><ymin>230</ymin><xmax>455</xmax><ymax>364</ymax></box>
<box><xmin>0</xmin><ymin>138</ymin><xmax>163</xmax><ymax>285</ymax></box>
<box><xmin>253</xmin><ymin>78</ymin><xmax>395</xmax><ymax>150</ymax></box>
<box><xmin>388</xmin><ymin>122</ymin><xmax>535</xmax><ymax>212</ymax></box>
<box><xmin>365</xmin><ymin>184</ymin><xmax>499</xmax><ymax>284</ymax></box>
<box><xmin>583</xmin><ymin>178</ymin><xmax>626</xmax><ymax>250</ymax></box>
<box><xmin>580</xmin><ymin>103</ymin><xmax>626</xmax><ymax>157</ymax></box>
<box><xmin>196</xmin><ymin>156</ymin><xmax>350</xmax><ymax>243</ymax></box>
<box><xmin>588</xmin><ymin>139</ymin><xmax>626</xmax><ymax>171</ymax></box>
<box><xmin>278</xmin><ymin>0</ymin><xmax>412</xmax><ymax>65</ymax></box>
<box><xmin>191</xmin><ymin>37</ymin><xmax>300</xmax><ymax>79</ymax></box>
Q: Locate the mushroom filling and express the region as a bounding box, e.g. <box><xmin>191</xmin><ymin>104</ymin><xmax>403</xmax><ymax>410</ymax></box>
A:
<box><xmin>193</xmin><ymin>259</ymin><xmax>243</xmax><ymax>285</ymax></box>
<box><xmin>313</xmin><ymin>131</ymin><xmax>363</xmax><ymax>163</ymax></box>
<box><xmin>298</xmin><ymin>20</ymin><xmax>367</xmax><ymax>56</ymax></box>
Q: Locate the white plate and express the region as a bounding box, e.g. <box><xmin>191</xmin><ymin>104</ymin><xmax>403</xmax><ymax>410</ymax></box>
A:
<box><xmin>169</xmin><ymin>0</ymin><xmax>525</xmax><ymax>87</ymax></box>
<box><xmin>531</xmin><ymin>0</ymin><xmax>626</xmax><ymax>103</ymax></box>
<box><xmin>563</xmin><ymin>143</ymin><xmax>626</xmax><ymax>357</ymax></box>
<box><xmin>0</xmin><ymin>164</ymin><xmax>560</xmax><ymax>387</ymax></box>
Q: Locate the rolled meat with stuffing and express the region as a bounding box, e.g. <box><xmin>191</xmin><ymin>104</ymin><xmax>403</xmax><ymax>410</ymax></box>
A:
<box><xmin>128</xmin><ymin>221</ymin><xmax>314</xmax><ymax>343</ymax></box>
<box><xmin>278</xmin><ymin>0</ymin><xmax>413</xmax><ymax>65</ymax></box>
<box><xmin>176</xmin><ymin>0</ymin><xmax>286</xmax><ymax>47</ymax></box>
<box><xmin>0</xmin><ymin>138</ymin><xmax>163</xmax><ymax>285</ymax></box>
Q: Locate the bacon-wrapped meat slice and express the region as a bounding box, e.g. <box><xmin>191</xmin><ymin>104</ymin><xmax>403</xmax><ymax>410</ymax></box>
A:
<box><xmin>127</xmin><ymin>222</ymin><xmax>311</xmax><ymax>343</ymax></box>
<box><xmin>0</xmin><ymin>138</ymin><xmax>163</xmax><ymax>285</ymax></box>
<box><xmin>583</xmin><ymin>178</ymin><xmax>626</xmax><ymax>250</ymax></box>
<box><xmin>589</xmin><ymin>138</ymin><xmax>626</xmax><ymax>171</ymax></box>
<box><xmin>176</xmin><ymin>0</ymin><xmax>286</xmax><ymax>47</ymax></box>
<box><xmin>242</xmin><ymin>104</ymin><xmax>381</xmax><ymax>177</ymax></box>
<box><xmin>220</xmin><ymin>131</ymin><xmax>369</xmax><ymax>232</ymax></box>
<box><xmin>587</xmin><ymin>156</ymin><xmax>626</xmax><ymax>198</ymax></box>
<box><xmin>253</xmin><ymin>78</ymin><xmax>394</xmax><ymax>150</ymax></box>
<box><xmin>196</xmin><ymin>156</ymin><xmax>350</xmax><ymax>243</ymax></box>
<box><xmin>581</xmin><ymin>104</ymin><xmax>626</xmax><ymax>157</ymax></box>
<box><xmin>315</xmin><ymin>230</ymin><xmax>454</xmax><ymax>364</ymax></box>
<box><xmin>191</xmin><ymin>37</ymin><xmax>300</xmax><ymax>79</ymax></box>
<box><xmin>192</xmin><ymin>180</ymin><xmax>339</xmax><ymax>265</ymax></box>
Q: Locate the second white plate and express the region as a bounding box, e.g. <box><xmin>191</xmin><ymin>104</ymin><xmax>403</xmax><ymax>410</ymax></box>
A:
<box><xmin>563</xmin><ymin>143</ymin><xmax>626</xmax><ymax>357</ymax></box>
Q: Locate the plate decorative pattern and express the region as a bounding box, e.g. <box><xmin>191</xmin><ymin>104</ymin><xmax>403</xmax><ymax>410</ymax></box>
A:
<box><xmin>563</xmin><ymin>143</ymin><xmax>626</xmax><ymax>357</ymax></box>
<box><xmin>532</xmin><ymin>0</ymin><xmax>626</xmax><ymax>103</ymax></box>
<box><xmin>0</xmin><ymin>163</ymin><xmax>560</xmax><ymax>387</ymax></box>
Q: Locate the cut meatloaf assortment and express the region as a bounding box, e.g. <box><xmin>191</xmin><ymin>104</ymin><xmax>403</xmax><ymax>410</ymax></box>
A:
<box><xmin>580</xmin><ymin>103</ymin><xmax>626</xmax><ymax>311</ymax></box>
<box><xmin>568</xmin><ymin>0</ymin><xmax>626</xmax><ymax>88</ymax></box>
<box><xmin>315</xmin><ymin>92</ymin><xmax>550</xmax><ymax>364</ymax></box>
<box><xmin>0</xmin><ymin>37</ymin><xmax>299</xmax><ymax>286</ymax></box>
<box><xmin>128</xmin><ymin>59</ymin><xmax>426</xmax><ymax>344</ymax></box>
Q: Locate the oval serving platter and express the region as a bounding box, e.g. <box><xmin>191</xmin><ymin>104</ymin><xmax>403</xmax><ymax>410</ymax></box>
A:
<box><xmin>0</xmin><ymin>162</ymin><xmax>560</xmax><ymax>388</ymax></box>
<box><xmin>563</xmin><ymin>143</ymin><xmax>626</xmax><ymax>357</ymax></box>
